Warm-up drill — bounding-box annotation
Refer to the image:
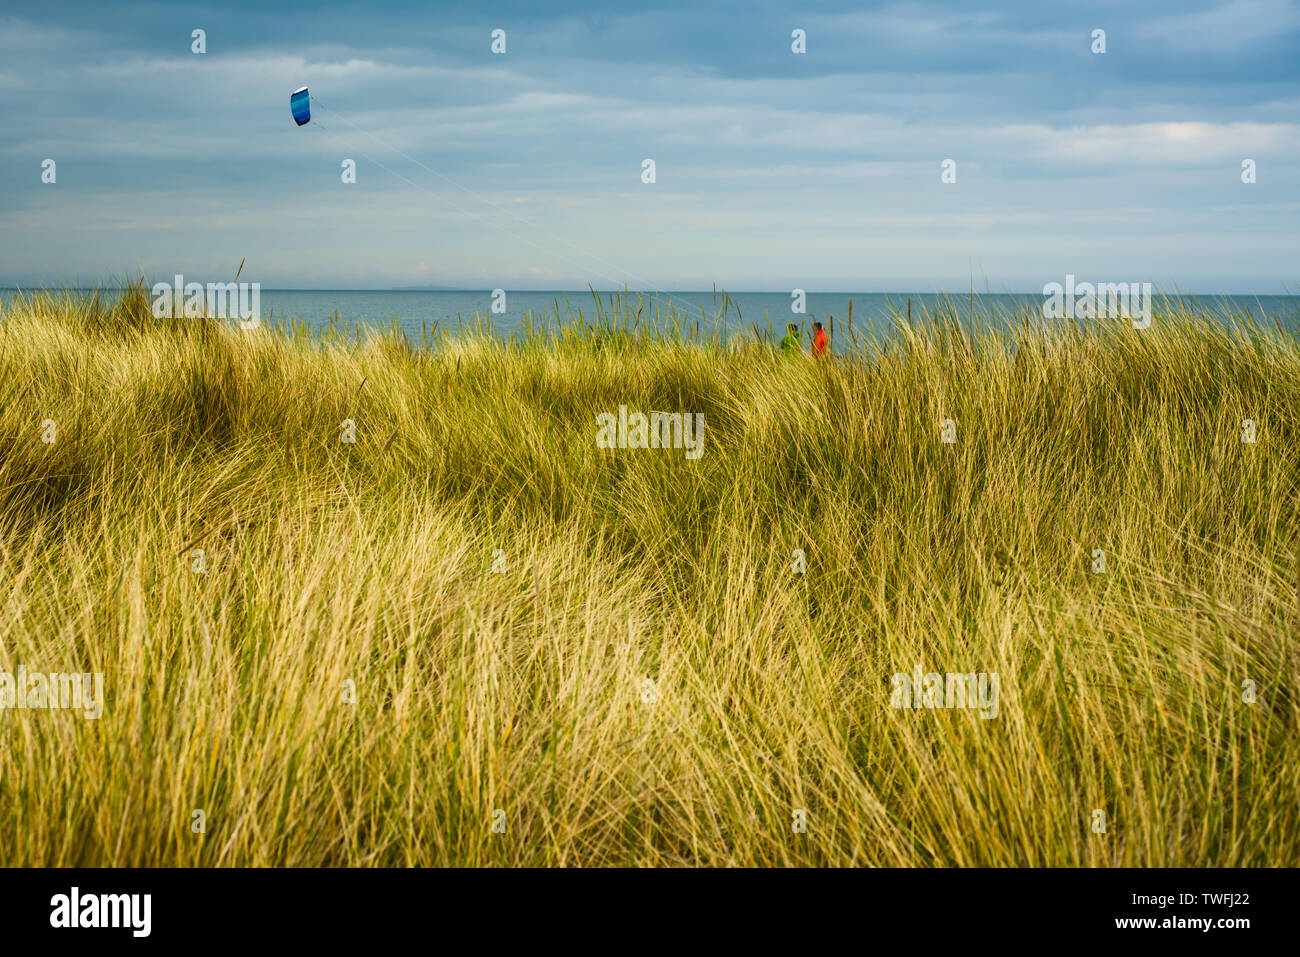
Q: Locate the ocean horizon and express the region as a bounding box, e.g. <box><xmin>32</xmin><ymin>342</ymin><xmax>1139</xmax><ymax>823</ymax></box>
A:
<box><xmin>4</xmin><ymin>288</ymin><xmax>1299</xmax><ymax>343</ymax></box>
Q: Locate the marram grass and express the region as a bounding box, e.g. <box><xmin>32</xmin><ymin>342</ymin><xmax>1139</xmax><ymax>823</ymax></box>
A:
<box><xmin>0</xmin><ymin>283</ymin><xmax>1297</xmax><ymax>867</ymax></box>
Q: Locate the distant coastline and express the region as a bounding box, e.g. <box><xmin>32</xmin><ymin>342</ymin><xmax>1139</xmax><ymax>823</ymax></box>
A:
<box><xmin>389</xmin><ymin>284</ymin><xmax>470</xmax><ymax>292</ymax></box>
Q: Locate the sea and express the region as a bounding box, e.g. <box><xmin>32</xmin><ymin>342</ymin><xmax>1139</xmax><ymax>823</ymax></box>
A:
<box><xmin>3</xmin><ymin>289</ymin><xmax>1298</xmax><ymax>345</ymax></box>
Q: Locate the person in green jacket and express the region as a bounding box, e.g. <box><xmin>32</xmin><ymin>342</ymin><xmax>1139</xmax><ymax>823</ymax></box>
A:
<box><xmin>780</xmin><ymin>323</ymin><xmax>801</xmax><ymax>354</ymax></box>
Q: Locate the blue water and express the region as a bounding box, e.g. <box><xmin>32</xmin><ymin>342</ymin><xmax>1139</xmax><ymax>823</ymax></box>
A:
<box><xmin>4</xmin><ymin>289</ymin><xmax>1298</xmax><ymax>344</ymax></box>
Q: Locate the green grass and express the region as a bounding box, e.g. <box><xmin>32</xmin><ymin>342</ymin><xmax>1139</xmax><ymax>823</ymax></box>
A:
<box><xmin>0</xmin><ymin>282</ymin><xmax>1296</xmax><ymax>866</ymax></box>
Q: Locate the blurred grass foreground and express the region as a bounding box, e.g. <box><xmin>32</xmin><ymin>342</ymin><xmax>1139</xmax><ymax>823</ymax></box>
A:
<box><xmin>0</xmin><ymin>281</ymin><xmax>1296</xmax><ymax>866</ymax></box>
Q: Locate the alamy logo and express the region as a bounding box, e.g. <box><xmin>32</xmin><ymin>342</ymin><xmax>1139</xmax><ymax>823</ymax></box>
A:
<box><xmin>595</xmin><ymin>405</ymin><xmax>705</xmax><ymax>459</ymax></box>
<box><xmin>890</xmin><ymin>664</ymin><xmax>999</xmax><ymax>718</ymax></box>
<box><xmin>151</xmin><ymin>273</ymin><xmax>260</xmax><ymax>328</ymax></box>
<box><xmin>50</xmin><ymin>887</ymin><xmax>151</xmax><ymax>937</ymax></box>
<box><xmin>1042</xmin><ymin>274</ymin><xmax>1152</xmax><ymax>329</ymax></box>
<box><xmin>0</xmin><ymin>666</ymin><xmax>103</xmax><ymax>719</ymax></box>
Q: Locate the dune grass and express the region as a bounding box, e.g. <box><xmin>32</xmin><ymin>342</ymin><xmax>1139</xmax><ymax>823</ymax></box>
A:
<box><xmin>0</xmin><ymin>282</ymin><xmax>1297</xmax><ymax>867</ymax></box>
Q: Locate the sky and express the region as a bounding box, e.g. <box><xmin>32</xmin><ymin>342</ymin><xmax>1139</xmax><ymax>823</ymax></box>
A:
<box><xmin>1</xmin><ymin>0</ymin><xmax>1298</xmax><ymax>292</ymax></box>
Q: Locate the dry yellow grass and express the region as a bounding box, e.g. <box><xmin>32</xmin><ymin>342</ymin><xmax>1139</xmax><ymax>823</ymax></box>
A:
<box><xmin>0</xmin><ymin>284</ymin><xmax>1296</xmax><ymax>865</ymax></box>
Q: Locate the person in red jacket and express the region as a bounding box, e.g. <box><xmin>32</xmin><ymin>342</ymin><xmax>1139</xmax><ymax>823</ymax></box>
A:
<box><xmin>812</xmin><ymin>320</ymin><xmax>830</xmax><ymax>358</ymax></box>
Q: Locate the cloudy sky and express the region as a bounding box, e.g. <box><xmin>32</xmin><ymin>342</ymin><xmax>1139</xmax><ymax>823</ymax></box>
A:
<box><xmin>2</xmin><ymin>0</ymin><xmax>1298</xmax><ymax>291</ymax></box>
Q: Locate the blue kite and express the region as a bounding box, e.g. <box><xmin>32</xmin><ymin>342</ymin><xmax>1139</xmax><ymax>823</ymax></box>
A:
<box><xmin>290</xmin><ymin>87</ymin><xmax>311</xmax><ymax>126</ymax></box>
